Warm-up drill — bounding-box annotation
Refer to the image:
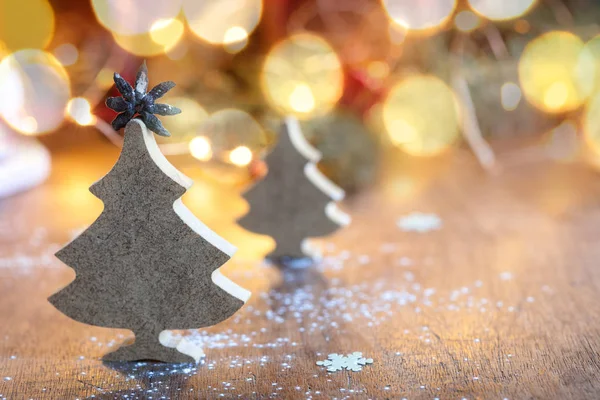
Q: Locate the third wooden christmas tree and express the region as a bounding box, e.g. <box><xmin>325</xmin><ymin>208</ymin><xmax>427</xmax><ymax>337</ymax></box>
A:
<box><xmin>238</xmin><ymin>117</ymin><xmax>350</xmax><ymax>263</ymax></box>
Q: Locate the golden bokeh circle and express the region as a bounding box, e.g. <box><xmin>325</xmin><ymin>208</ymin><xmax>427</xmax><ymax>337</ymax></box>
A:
<box><xmin>261</xmin><ymin>33</ymin><xmax>344</xmax><ymax>119</ymax></box>
<box><xmin>183</xmin><ymin>0</ymin><xmax>262</xmax><ymax>45</ymax></box>
<box><xmin>112</xmin><ymin>18</ymin><xmax>185</xmax><ymax>57</ymax></box>
<box><xmin>468</xmin><ymin>0</ymin><xmax>537</xmax><ymax>21</ymax></box>
<box><xmin>382</xmin><ymin>75</ymin><xmax>461</xmax><ymax>156</ymax></box>
<box><xmin>157</xmin><ymin>97</ymin><xmax>209</xmax><ymax>144</ymax></box>
<box><xmin>0</xmin><ymin>49</ymin><xmax>70</xmax><ymax>135</ymax></box>
<box><xmin>519</xmin><ymin>31</ymin><xmax>596</xmax><ymax>113</ymax></box>
<box><xmin>0</xmin><ymin>0</ymin><xmax>55</xmax><ymax>52</ymax></box>
<box><xmin>382</xmin><ymin>0</ymin><xmax>457</xmax><ymax>34</ymax></box>
<box><xmin>91</xmin><ymin>0</ymin><xmax>183</xmax><ymax>35</ymax></box>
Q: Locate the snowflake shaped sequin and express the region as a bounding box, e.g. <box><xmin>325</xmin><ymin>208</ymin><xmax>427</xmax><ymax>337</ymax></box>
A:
<box><xmin>106</xmin><ymin>61</ymin><xmax>181</xmax><ymax>136</ymax></box>
<box><xmin>316</xmin><ymin>352</ymin><xmax>374</xmax><ymax>372</ymax></box>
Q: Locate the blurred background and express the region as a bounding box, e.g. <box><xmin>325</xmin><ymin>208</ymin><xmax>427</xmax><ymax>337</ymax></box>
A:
<box><xmin>2</xmin><ymin>0</ymin><xmax>600</xmax><ymax>202</ymax></box>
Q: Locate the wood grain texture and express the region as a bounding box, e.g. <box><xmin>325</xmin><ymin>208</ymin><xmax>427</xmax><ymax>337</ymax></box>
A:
<box><xmin>1</xmin><ymin>126</ymin><xmax>600</xmax><ymax>399</ymax></box>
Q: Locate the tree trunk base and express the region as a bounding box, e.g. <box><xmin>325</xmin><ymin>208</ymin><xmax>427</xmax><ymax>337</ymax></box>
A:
<box><xmin>103</xmin><ymin>334</ymin><xmax>195</xmax><ymax>364</ymax></box>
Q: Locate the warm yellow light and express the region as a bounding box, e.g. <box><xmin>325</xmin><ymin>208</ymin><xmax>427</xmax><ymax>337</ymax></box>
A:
<box><xmin>261</xmin><ymin>33</ymin><xmax>343</xmax><ymax>119</ymax></box>
<box><xmin>183</xmin><ymin>0</ymin><xmax>262</xmax><ymax>45</ymax></box>
<box><xmin>113</xmin><ymin>17</ymin><xmax>184</xmax><ymax>56</ymax></box>
<box><xmin>96</xmin><ymin>68</ymin><xmax>115</xmax><ymax>89</ymax></box>
<box><xmin>382</xmin><ymin>0</ymin><xmax>457</xmax><ymax>34</ymax></box>
<box><xmin>501</xmin><ymin>82</ymin><xmax>522</xmax><ymax>111</ymax></box>
<box><xmin>0</xmin><ymin>50</ymin><xmax>70</xmax><ymax>135</ymax></box>
<box><xmin>454</xmin><ymin>10</ymin><xmax>481</xmax><ymax>32</ymax></box>
<box><xmin>157</xmin><ymin>97</ymin><xmax>209</xmax><ymax>144</ymax></box>
<box><xmin>0</xmin><ymin>0</ymin><xmax>55</xmax><ymax>52</ymax></box>
<box><xmin>583</xmin><ymin>34</ymin><xmax>600</xmax><ymax>94</ymax></box>
<box><xmin>382</xmin><ymin>75</ymin><xmax>461</xmax><ymax>156</ymax></box>
<box><xmin>223</xmin><ymin>26</ymin><xmax>249</xmax><ymax>54</ymax></box>
<box><xmin>518</xmin><ymin>31</ymin><xmax>596</xmax><ymax>113</ymax></box>
<box><xmin>189</xmin><ymin>136</ymin><xmax>212</xmax><ymax>161</ymax></box>
<box><xmin>289</xmin><ymin>84</ymin><xmax>316</xmax><ymax>114</ymax></box>
<box><xmin>229</xmin><ymin>146</ymin><xmax>253</xmax><ymax>166</ymax></box>
<box><xmin>20</xmin><ymin>116</ymin><xmax>38</xmax><ymax>134</ymax></box>
<box><xmin>468</xmin><ymin>0</ymin><xmax>537</xmax><ymax>21</ymax></box>
<box><xmin>66</xmin><ymin>98</ymin><xmax>95</xmax><ymax>126</ymax></box>
<box><xmin>149</xmin><ymin>18</ymin><xmax>184</xmax><ymax>47</ymax></box>
<box><xmin>91</xmin><ymin>0</ymin><xmax>182</xmax><ymax>35</ymax></box>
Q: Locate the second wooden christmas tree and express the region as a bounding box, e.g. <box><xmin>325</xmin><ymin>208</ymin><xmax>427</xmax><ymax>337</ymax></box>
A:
<box><xmin>238</xmin><ymin>117</ymin><xmax>350</xmax><ymax>263</ymax></box>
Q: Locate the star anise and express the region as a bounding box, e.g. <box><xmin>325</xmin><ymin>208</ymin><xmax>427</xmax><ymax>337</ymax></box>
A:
<box><xmin>106</xmin><ymin>61</ymin><xmax>181</xmax><ymax>136</ymax></box>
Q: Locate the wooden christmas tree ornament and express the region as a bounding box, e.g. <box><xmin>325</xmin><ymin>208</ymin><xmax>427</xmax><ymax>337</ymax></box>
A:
<box><xmin>49</xmin><ymin>64</ymin><xmax>250</xmax><ymax>363</ymax></box>
<box><xmin>238</xmin><ymin>117</ymin><xmax>351</xmax><ymax>264</ymax></box>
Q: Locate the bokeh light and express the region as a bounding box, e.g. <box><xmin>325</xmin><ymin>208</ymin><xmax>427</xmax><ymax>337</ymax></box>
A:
<box><xmin>584</xmin><ymin>34</ymin><xmax>600</xmax><ymax>93</ymax></box>
<box><xmin>229</xmin><ymin>146</ymin><xmax>253</xmax><ymax>166</ymax></box>
<box><xmin>468</xmin><ymin>0</ymin><xmax>537</xmax><ymax>21</ymax></box>
<box><xmin>183</xmin><ymin>0</ymin><xmax>262</xmax><ymax>45</ymax></box>
<box><xmin>223</xmin><ymin>26</ymin><xmax>249</xmax><ymax>54</ymax></box>
<box><xmin>0</xmin><ymin>0</ymin><xmax>55</xmax><ymax>52</ymax></box>
<box><xmin>189</xmin><ymin>136</ymin><xmax>212</xmax><ymax>161</ymax></box>
<box><xmin>66</xmin><ymin>98</ymin><xmax>95</xmax><ymax>126</ymax></box>
<box><xmin>501</xmin><ymin>82</ymin><xmax>522</xmax><ymax>111</ymax></box>
<box><xmin>382</xmin><ymin>75</ymin><xmax>461</xmax><ymax>156</ymax></box>
<box><xmin>261</xmin><ymin>33</ymin><xmax>343</xmax><ymax>119</ymax></box>
<box><xmin>53</xmin><ymin>43</ymin><xmax>78</xmax><ymax>66</ymax></box>
<box><xmin>197</xmin><ymin>108</ymin><xmax>265</xmax><ymax>164</ymax></box>
<box><xmin>518</xmin><ymin>31</ymin><xmax>596</xmax><ymax>113</ymax></box>
<box><xmin>454</xmin><ymin>11</ymin><xmax>481</xmax><ymax>33</ymax></box>
<box><xmin>0</xmin><ymin>50</ymin><xmax>70</xmax><ymax>135</ymax></box>
<box><xmin>113</xmin><ymin>17</ymin><xmax>184</xmax><ymax>56</ymax></box>
<box><xmin>382</xmin><ymin>0</ymin><xmax>457</xmax><ymax>33</ymax></box>
<box><xmin>91</xmin><ymin>0</ymin><xmax>183</xmax><ymax>35</ymax></box>
<box><xmin>158</xmin><ymin>97</ymin><xmax>209</xmax><ymax>144</ymax></box>
<box><xmin>583</xmin><ymin>92</ymin><xmax>600</xmax><ymax>155</ymax></box>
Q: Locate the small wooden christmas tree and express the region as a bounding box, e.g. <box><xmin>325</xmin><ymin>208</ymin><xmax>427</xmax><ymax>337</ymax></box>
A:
<box><xmin>49</xmin><ymin>65</ymin><xmax>250</xmax><ymax>363</ymax></box>
<box><xmin>238</xmin><ymin>117</ymin><xmax>350</xmax><ymax>263</ymax></box>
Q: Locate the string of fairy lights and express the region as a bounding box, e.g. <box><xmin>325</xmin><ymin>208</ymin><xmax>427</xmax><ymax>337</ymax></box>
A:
<box><xmin>2</xmin><ymin>0</ymin><xmax>600</xmax><ymax>167</ymax></box>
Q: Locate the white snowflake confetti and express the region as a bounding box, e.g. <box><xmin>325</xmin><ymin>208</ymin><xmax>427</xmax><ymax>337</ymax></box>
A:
<box><xmin>316</xmin><ymin>352</ymin><xmax>374</xmax><ymax>372</ymax></box>
<box><xmin>396</xmin><ymin>212</ymin><xmax>442</xmax><ymax>233</ymax></box>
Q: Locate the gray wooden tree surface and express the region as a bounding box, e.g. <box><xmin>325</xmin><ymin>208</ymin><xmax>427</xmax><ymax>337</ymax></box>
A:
<box><xmin>49</xmin><ymin>119</ymin><xmax>250</xmax><ymax>363</ymax></box>
<box><xmin>238</xmin><ymin>117</ymin><xmax>350</xmax><ymax>261</ymax></box>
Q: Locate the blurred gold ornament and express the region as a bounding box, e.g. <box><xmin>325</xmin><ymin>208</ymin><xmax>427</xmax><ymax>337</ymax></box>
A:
<box><xmin>113</xmin><ymin>17</ymin><xmax>184</xmax><ymax>56</ymax></box>
<box><xmin>91</xmin><ymin>0</ymin><xmax>182</xmax><ymax>35</ymax></box>
<box><xmin>382</xmin><ymin>0</ymin><xmax>456</xmax><ymax>34</ymax></box>
<box><xmin>0</xmin><ymin>0</ymin><xmax>54</xmax><ymax>52</ymax></box>
<box><xmin>66</xmin><ymin>98</ymin><xmax>95</xmax><ymax>126</ymax></box>
<box><xmin>0</xmin><ymin>50</ymin><xmax>70</xmax><ymax>135</ymax></box>
<box><xmin>468</xmin><ymin>0</ymin><xmax>536</xmax><ymax>21</ymax></box>
<box><xmin>383</xmin><ymin>75</ymin><xmax>461</xmax><ymax>156</ymax></box>
<box><xmin>519</xmin><ymin>31</ymin><xmax>596</xmax><ymax>113</ymax></box>
<box><xmin>261</xmin><ymin>33</ymin><xmax>343</xmax><ymax>119</ymax></box>
<box><xmin>157</xmin><ymin>97</ymin><xmax>209</xmax><ymax>144</ymax></box>
<box><xmin>183</xmin><ymin>0</ymin><xmax>262</xmax><ymax>46</ymax></box>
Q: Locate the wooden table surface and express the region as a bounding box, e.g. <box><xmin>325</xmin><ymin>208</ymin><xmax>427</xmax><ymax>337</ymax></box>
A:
<box><xmin>1</xmin><ymin>131</ymin><xmax>600</xmax><ymax>399</ymax></box>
